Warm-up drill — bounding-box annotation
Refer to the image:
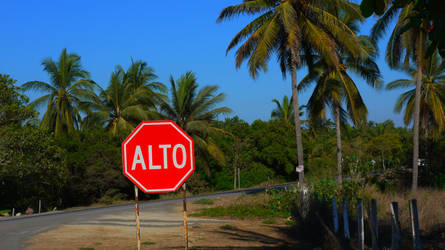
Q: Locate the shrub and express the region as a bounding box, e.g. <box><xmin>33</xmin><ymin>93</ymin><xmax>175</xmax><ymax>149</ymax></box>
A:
<box><xmin>240</xmin><ymin>163</ymin><xmax>274</xmax><ymax>188</ymax></box>
<box><xmin>310</xmin><ymin>178</ymin><xmax>365</xmax><ymax>206</ymax></box>
<box><xmin>266</xmin><ymin>187</ymin><xmax>297</xmax><ymax>218</ymax></box>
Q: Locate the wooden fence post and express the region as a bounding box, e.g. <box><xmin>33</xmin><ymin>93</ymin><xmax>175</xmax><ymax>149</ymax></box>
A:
<box><xmin>368</xmin><ymin>199</ymin><xmax>379</xmax><ymax>250</ymax></box>
<box><xmin>390</xmin><ymin>202</ymin><xmax>401</xmax><ymax>250</ymax></box>
<box><xmin>342</xmin><ymin>198</ymin><xmax>350</xmax><ymax>239</ymax></box>
<box><xmin>357</xmin><ymin>199</ymin><xmax>364</xmax><ymax>250</ymax></box>
<box><xmin>332</xmin><ymin>197</ymin><xmax>339</xmax><ymax>234</ymax></box>
<box><xmin>409</xmin><ymin>199</ymin><xmax>421</xmax><ymax>250</ymax></box>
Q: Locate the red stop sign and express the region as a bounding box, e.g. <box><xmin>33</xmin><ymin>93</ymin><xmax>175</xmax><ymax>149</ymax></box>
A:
<box><xmin>122</xmin><ymin>121</ymin><xmax>195</xmax><ymax>193</ymax></box>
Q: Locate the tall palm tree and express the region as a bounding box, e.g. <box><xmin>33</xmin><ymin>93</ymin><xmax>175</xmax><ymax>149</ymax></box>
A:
<box><xmin>83</xmin><ymin>61</ymin><xmax>165</xmax><ymax>137</ymax></box>
<box><xmin>300</xmin><ymin>34</ymin><xmax>382</xmax><ymax>184</ymax></box>
<box><xmin>218</xmin><ymin>0</ymin><xmax>362</xmax><ymax>185</ymax></box>
<box><xmin>22</xmin><ymin>48</ymin><xmax>96</xmax><ymax>137</ymax></box>
<box><xmin>160</xmin><ymin>71</ymin><xmax>232</xmax><ymax>176</ymax></box>
<box><xmin>386</xmin><ymin>51</ymin><xmax>445</xmax><ymax>137</ymax></box>
<box><xmin>372</xmin><ymin>2</ymin><xmax>429</xmax><ymax>192</ymax></box>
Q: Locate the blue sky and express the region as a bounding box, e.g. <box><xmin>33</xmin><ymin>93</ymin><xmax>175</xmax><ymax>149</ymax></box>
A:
<box><xmin>0</xmin><ymin>0</ymin><xmax>409</xmax><ymax>126</ymax></box>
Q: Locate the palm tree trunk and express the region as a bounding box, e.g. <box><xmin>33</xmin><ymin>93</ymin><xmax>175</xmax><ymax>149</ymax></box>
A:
<box><xmin>290</xmin><ymin>59</ymin><xmax>304</xmax><ymax>186</ymax></box>
<box><xmin>335</xmin><ymin>104</ymin><xmax>342</xmax><ymax>185</ymax></box>
<box><xmin>412</xmin><ymin>31</ymin><xmax>425</xmax><ymax>193</ymax></box>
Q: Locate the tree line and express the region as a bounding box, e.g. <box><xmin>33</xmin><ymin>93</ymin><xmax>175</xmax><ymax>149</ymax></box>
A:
<box><xmin>1</xmin><ymin>0</ymin><xmax>445</xmax><ymax>211</ymax></box>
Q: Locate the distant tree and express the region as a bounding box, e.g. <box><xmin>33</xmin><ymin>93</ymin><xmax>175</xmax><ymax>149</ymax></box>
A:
<box><xmin>0</xmin><ymin>126</ymin><xmax>66</xmax><ymax>210</ymax></box>
<box><xmin>22</xmin><ymin>49</ymin><xmax>96</xmax><ymax>137</ymax></box>
<box><xmin>122</xmin><ymin>59</ymin><xmax>166</xmax><ymax>93</ymax></box>
<box><xmin>271</xmin><ymin>95</ymin><xmax>294</xmax><ymax>125</ymax></box>
<box><xmin>160</xmin><ymin>71</ymin><xmax>232</xmax><ymax>176</ymax></box>
<box><xmin>0</xmin><ymin>74</ymin><xmax>35</xmax><ymax>127</ymax></box>
<box><xmin>82</xmin><ymin>60</ymin><xmax>165</xmax><ymax>137</ymax></box>
<box><xmin>386</xmin><ymin>51</ymin><xmax>445</xmax><ymax>138</ymax></box>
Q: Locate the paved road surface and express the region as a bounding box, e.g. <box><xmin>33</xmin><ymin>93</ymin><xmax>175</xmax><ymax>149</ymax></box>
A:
<box><xmin>0</xmin><ymin>184</ymin><xmax>292</xmax><ymax>249</ymax></box>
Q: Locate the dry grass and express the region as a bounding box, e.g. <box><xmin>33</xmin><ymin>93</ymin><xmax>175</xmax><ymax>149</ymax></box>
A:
<box><xmin>365</xmin><ymin>185</ymin><xmax>445</xmax><ymax>233</ymax></box>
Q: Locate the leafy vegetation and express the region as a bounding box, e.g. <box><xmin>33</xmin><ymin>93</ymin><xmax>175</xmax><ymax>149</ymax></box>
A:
<box><xmin>1</xmin><ymin>0</ymin><xmax>445</xmax><ymax>214</ymax></box>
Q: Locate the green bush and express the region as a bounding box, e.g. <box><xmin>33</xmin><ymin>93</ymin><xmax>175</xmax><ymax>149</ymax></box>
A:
<box><xmin>0</xmin><ymin>209</ymin><xmax>11</xmax><ymax>214</ymax></box>
<box><xmin>240</xmin><ymin>163</ymin><xmax>274</xmax><ymax>188</ymax></box>
<box><xmin>266</xmin><ymin>188</ymin><xmax>296</xmax><ymax>218</ymax></box>
<box><xmin>310</xmin><ymin>178</ymin><xmax>364</xmax><ymax>206</ymax></box>
<box><xmin>213</xmin><ymin>168</ymin><xmax>233</xmax><ymax>190</ymax></box>
<box><xmin>98</xmin><ymin>188</ymin><xmax>127</xmax><ymax>205</ymax></box>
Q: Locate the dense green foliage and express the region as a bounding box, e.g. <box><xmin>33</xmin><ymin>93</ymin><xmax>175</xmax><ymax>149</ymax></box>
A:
<box><xmin>2</xmin><ymin>0</ymin><xmax>445</xmax><ymax>213</ymax></box>
<box><xmin>1</xmin><ymin>72</ymin><xmax>445</xmax><ymax>212</ymax></box>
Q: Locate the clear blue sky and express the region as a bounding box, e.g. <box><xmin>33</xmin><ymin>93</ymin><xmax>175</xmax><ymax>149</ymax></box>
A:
<box><xmin>0</xmin><ymin>0</ymin><xmax>408</xmax><ymax>126</ymax></box>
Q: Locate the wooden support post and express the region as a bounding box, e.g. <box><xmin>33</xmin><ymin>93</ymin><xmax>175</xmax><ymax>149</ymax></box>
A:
<box><xmin>368</xmin><ymin>199</ymin><xmax>379</xmax><ymax>250</ymax></box>
<box><xmin>342</xmin><ymin>198</ymin><xmax>350</xmax><ymax>239</ymax></box>
<box><xmin>357</xmin><ymin>199</ymin><xmax>364</xmax><ymax>250</ymax></box>
<box><xmin>234</xmin><ymin>167</ymin><xmax>237</xmax><ymax>190</ymax></box>
<box><xmin>332</xmin><ymin>197</ymin><xmax>339</xmax><ymax>234</ymax></box>
<box><xmin>390</xmin><ymin>202</ymin><xmax>401</xmax><ymax>250</ymax></box>
<box><xmin>237</xmin><ymin>168</ymin><xmax>240</xmax><ymax>189</ymax></box>
<box><xmin>38</xmin><ymin>200</ymin><xmax>41</xmax><ymax>214</ymax></box>
<box><xmin>183</xmin><ymin>183</ymin><xmax>189</xmax><ymax>250</ymax></box>
<box><xmin>409</xmin><ymin>199</ymin><xmax>421</xmax><ymax>250</ymax></box>
<box><xmin>134</xmin><ymin>185</ymin><xmax>141</xmax><ymax>250</ymax></box>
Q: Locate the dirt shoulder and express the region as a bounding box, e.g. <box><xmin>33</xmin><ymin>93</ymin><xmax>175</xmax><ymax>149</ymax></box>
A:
<box><xmin>26</xmin><ymin>194</ymin><xmax>301</xmax><ymax>249</ymax></box>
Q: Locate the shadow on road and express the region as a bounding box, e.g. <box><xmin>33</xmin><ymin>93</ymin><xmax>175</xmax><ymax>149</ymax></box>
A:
<box><xmin>187</xmin><ymin>224</ymin><xmax>315</xmax><ymax>250</ymax></box>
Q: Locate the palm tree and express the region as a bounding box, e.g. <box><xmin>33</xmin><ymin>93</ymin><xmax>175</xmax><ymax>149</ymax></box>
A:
<box><xmin>300</xmin><ymin>34</ymin><xmax>382</xmax><ymax>184</ymax></box>
<box><xmin>160</xmin><ymin>71</ymin><xmax>232</xmax><ymax>176</ymax></box>
<box><xmin>271</xmin><ymin>95</ymin><xmax>294</xmax><ymax>125</ymax></box>
<box><xmin>271</xmin><ymin>95</ymin><xmax>306</xmax><ymax>125</ymax></box>
<box><xmin>83</xmin><ymin>61</ymin><xmax>165</xmax><ymax>137</ymax></box>
<box><xmin>372</xmin><ymin>2</ymin><xmax>429</xmax><ymax>192</ymax></box>
<box><xmin>124</xmin><ymin>59</ymin><xmax>166</xmax><ymax>93</ymax></box>
<box><xmin>22</xmin><ymin>48</ymin><xmax>96</xmax><ymax>137</ymax></box>
<box><xmin>386</xmin><ymin>51</ymin><xmax>445</xmax><ymax>138</ymax></box>
<box><xmin>218</xmin><ymin>0</ymin><xmax>362</xmax><ymax>185</ymax></box>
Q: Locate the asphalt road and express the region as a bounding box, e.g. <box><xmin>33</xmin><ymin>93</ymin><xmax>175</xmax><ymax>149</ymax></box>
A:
<box><xmin>0</xmin><ymin>184</ymin><xmax>292</xmax><ymax>250</ymax></box>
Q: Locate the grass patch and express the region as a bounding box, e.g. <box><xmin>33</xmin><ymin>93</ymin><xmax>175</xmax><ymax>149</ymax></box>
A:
<box><xmin>0</xmin><ymin>209</ymin><xmax>11</xmax><ymax>214</ymax></box>
<box><xmin>193</xmin><ymin>198</ymin><xmax>214</xmax><ymax>205</ymax></box>
<box><xmin>262</xmin><ymin>219</ymin><xmax>278</xmax><ymax>224</ymax></box>
<box><xmin>191</xmin><ymin>203</ymin><xmax>288</xmax><ymax>219</ymax></box>
<box><xmin>285</xmin><ymin>220</ymin><xmax>296</xmax><ymax>226</ymax></box>
<box><xmin>219</xmin><ymin>224</ymin><xmax>236</xmax><ymax>230</ymax></box>
<box><xmin>142</xmin><ymin>241</ymin><xmax>156</xmax><ymax>245</ymax></box>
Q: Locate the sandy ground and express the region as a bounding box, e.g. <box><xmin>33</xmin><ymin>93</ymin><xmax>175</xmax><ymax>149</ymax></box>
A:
<box><xmin>25</xmin><ymin>195</ymin><xmax>298</xmax><ymax>249</ymax></box>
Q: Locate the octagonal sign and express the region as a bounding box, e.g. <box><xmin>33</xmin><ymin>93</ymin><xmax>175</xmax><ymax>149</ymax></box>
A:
<box><xmin>122</xmin><ymin>121</ymin><xmax>194</xmax><ymax>193</ymax></box>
